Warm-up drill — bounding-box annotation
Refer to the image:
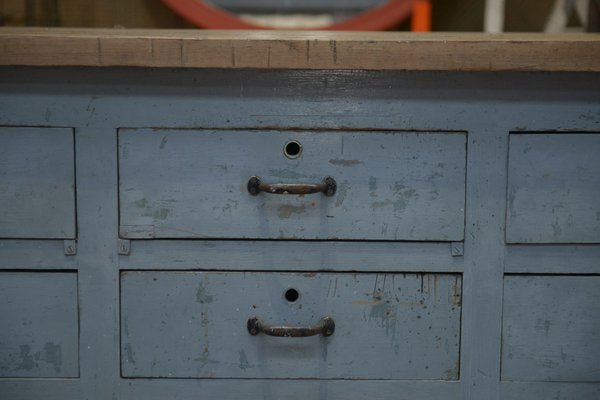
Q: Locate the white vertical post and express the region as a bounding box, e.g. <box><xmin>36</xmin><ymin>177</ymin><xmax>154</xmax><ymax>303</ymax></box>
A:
<box><xmin>545</xmin><ymin>0</ymin><xmax>573</xmax><ymax>33</ymax></box>
<box><xmin>484</xmin><ymin>0</ymin><xmax>506</xmax><ymax>33</ymax></box>
<box><xmin>575</xmin><ymin>0</ymin><xmax>590</xmax><ymax>27</ymax></box>
<box><xmin>545</xmin><ymin>0</ymin><xmax>589</xmax><ymax>33</ymax></box>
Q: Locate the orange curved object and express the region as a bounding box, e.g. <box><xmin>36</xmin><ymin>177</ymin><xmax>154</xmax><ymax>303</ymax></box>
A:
<box><xmin>161</xmin><ymin>0</ymin><xmax>416</xmax><ymax>31</ymax></box>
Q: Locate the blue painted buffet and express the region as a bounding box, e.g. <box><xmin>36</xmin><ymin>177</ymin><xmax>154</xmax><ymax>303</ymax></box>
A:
<box><xmin>0</xmin><ymin>29</ymin><xmax>599</xmax><ymax>400</ymax></box>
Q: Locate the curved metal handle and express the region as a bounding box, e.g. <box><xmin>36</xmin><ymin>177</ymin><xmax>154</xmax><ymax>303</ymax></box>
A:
<box><xmin>247</xmin><ymin>176</ymin><xmax>337</xmax><ymax>197</ymax></box>
<box><xmin>247</xmin><ymin>316</ymin><xmax>335</xmax><ymax>337</ymax></box>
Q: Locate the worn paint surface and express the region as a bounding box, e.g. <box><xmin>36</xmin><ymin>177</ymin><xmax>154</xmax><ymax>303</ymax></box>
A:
<box><xmin>0</xmin><ymin>127</ymin><xmax>76</xmax><ymax>239</ymax></box>
<box><xmin>0</xmin><ymin>272</ymin><xmax>79</xmax><ymax>378</ymax></box>
<box><xmin>0</xmin><ymin>67</ymin><xmax>598</xmax><ymax>399</ymax></box>
<box><xmin>502</xmin><ymin>275</ymin><xmax>600</xmax><ymax>382</ymax></box>
<box><xmin>507</xmin><ymin>134</ymin><xmax>600</xmax><ymax>243</ymax></box>
<box><xmin>118</xmin><ymin>129</ymin><xmax>466</xmax><ymax>241</ymax></box>
<box><xmin>121</xmin><ymin>271</ymin><xmax>461</xmax><ymax>380</ymax></box>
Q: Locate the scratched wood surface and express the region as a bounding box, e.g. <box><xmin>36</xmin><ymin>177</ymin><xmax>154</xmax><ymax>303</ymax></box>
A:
<box><xmin>0</xmin><ymin>272</ymin><xmax>79</xmax><ymax>378</ymax></box>
<box><xmin>119</xmin><ymin>129</ymin><xmax>466</xmax><ymax>241</ymax></box>
<box><xmin>0</xmin><ymin>127</ymin><xmax>76</xmax><ymax>239</ymax></box>
<box><xmin>1</xmin><ymin>28</ymin><xmax>600</xmax><ymax>71</ymax></box>
<box><xmin>121</xmin><ymin>271</ymin><xmax>461</xmax><ymax>379</ymax></box>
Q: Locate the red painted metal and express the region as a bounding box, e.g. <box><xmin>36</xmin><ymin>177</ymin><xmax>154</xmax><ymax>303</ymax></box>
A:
<box><xmin>161</xmin><ymin>0</ymin><xmax>416</xmax><ymax>31</ymax></box>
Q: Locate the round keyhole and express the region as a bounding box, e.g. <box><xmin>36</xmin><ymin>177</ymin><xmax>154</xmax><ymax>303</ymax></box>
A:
<box><xmin>284</xmin><ymin>288</ymin><xmax>299</xmax><ymax>303</ymax></box>
<box><xmin>284</xmin><ymin>140</ymin><xmax>302</xmax><ymax>159</ymax></box>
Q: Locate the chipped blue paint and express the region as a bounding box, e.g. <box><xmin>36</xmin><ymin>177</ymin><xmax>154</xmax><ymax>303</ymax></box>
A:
<box><xmin>0</xmin><ymin>67</ymin><xmax>598</xmax><ymax>400</ymax></box>
<box><xmin>121</xmin><ymin>271</ymin><xmax>461</xmax><ymax>380</ymax></box>
<box><xmin>0</xmin><ymin>272</ymin><xmax>78</xmax><ymax>378</ymax></box>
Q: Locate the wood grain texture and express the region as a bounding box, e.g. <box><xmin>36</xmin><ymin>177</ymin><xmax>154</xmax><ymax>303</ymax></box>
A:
<box><xmin>1</xmin><ymin>28</ymin><xmax>599</xmax><ymax>71</ymax></box>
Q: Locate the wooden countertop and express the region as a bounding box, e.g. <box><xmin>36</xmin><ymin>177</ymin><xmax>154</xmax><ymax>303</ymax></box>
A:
<box><xmin>1</xmin><ymin>28</ymin><xmax>599</xmax><ymax>71</ymax></box>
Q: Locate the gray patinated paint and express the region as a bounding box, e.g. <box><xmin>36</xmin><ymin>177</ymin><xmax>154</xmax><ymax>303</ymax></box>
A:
<box><xmin>0</xmin><ymin>67</ymin><xmax>598</xmax><ymax>400</ymax></box>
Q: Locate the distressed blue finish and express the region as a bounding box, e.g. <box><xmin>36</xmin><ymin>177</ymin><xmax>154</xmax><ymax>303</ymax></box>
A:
<box><xmin>121</xmin><ymin>271</ymin><xmax>461</xmax><ymax>379</ymax></box>
<box><xmin>502</xmin><ymin>275</ymin><xmax>600</xmax><ymax>382</ymax></box>
<box><xmin>0</xmin><ymin>127</ymin><xmax>75</xmax><ymax>239</ymax></box>
<box><xmin>0</xmin><ymin>272</ymin><xmax>79</xmax><ymax>378</ymax></box>
<box><xmin>118</xmin><ymin>240</ymin><xmax>464</xmax><ymax>272</ymax></box>
<box><xmin>119</xmin><ymin>129</ymin><xmax>466</xmax><ymax>240</ymax></box>
<box><xmin>507</xmin><ymin>133</ymin><xmax>600</xmax><ymax>243</ymax></box>
<box><xmin>0</xmin><ymin>67</ymin><xmax>598</xmax><ymax>400</ymax></box>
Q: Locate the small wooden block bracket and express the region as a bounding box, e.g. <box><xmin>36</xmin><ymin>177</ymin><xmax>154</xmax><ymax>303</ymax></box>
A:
<box><xmin>451</xmin><ymin>242</ymin><xmax>464</xmax><ymax>257</ymax></box>
<box><xmin>118</xmin><ymin>239</ymin><xmax>131</xmax><ymax>256</ymax></box>
<box><xmin>63</xmin><ymin>240</ymin><xmax>77</xmax><ymax>256</ymax></box>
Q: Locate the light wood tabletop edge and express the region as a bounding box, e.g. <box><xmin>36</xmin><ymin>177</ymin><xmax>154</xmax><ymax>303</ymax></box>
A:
<box><xmin>1</xmin><ymin>28</ymin><xmax>599</xmax><ymax>71</ymax></box>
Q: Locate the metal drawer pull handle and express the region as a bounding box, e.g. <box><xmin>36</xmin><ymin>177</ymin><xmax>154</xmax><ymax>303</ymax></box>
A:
<box><xmin>247</xmin><ymin>316</ymin><xmax>335</xmax><ymax>337</ymax></box>
<box><xmin>247</xmin><ymin>176</ymin><xmax>337</xmax><ymax>197</ymax></box>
